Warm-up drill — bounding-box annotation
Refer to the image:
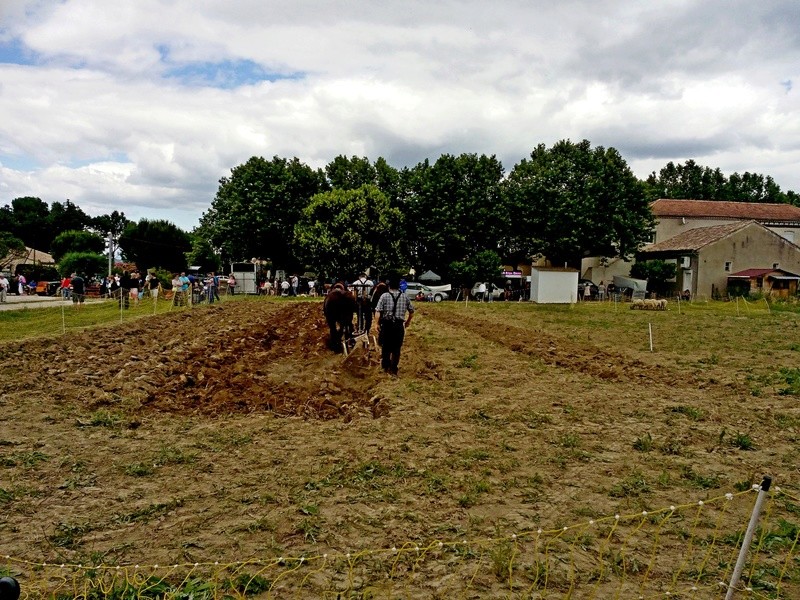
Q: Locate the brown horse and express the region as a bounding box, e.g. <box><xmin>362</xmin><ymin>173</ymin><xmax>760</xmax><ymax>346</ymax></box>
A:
<box><xmin>323</xmin><ymin>282</ymin><xmax>357</xmax><ymax>351</ymax></box>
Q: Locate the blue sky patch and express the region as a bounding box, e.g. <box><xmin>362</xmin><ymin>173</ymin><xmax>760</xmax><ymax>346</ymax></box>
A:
<box><xmin>0</xmin><ymin>154</ymin><xmax>40</xmax><ymax>171</ymax></box>
<box><xmin>163</xmin><ymin>57</ymin><xmax>304</xmax><ymax>89</ymax></box>
<box><xmin>0</xmin><ymin>38</ymin><xmax>39</xmax><ymax>66</ymax></box>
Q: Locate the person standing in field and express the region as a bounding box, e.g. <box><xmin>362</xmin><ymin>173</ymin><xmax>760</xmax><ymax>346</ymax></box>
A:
<box><xmin>0</xmin><ymin>273</ymin><xmax>8</xmax><ymax>303</ymax></box>
<box><xmin>60</xmin><ymin>274</ymin><xmax>71</xmax><ymax>299</ymax></box>
<box><xmin>374</xmin><ymin>275</ymin><xmax>414</xmax><ymax>375</ymax></box>
<box><xmin>353</xmin><ymin>271</ymin><xmax>374</xmax><ymax>333</ymax></box>
<box><xmin>70</xmin><ymin>272</ymin><xmax>85</xmax><ymax>310</ymax></box>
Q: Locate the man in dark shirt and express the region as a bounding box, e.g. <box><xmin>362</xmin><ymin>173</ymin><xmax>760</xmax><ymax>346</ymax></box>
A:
<box><xmin>70</xmin><ymin>272</ymin><xmax>86</xmax><ymax>309</ymax></box>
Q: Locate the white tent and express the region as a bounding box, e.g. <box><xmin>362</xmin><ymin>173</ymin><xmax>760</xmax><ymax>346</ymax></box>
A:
<box><xmin>419</xmin><ymin>270</ymin><xmax>441</xmax><ymax>282</ymax></box>
<box><xmin>530</xmin><ymin>267</ymin><xmax>579</xmax><ymax>303</ymax></box>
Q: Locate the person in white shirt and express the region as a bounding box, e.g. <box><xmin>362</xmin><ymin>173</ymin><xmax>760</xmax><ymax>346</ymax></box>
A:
<box><xmin>353</xmin><ymin>271</ymin><xmax>374</xmax><ymax>333</ymax></box>
<box><xmin>0</xmin><ymin>274</ymin><xmax>8</xmax><ymax>302</ymax></box>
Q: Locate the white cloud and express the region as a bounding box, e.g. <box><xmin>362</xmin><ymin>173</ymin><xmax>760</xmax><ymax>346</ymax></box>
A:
<box><xmin>1</xmin><ymin>0</ymin><xmax>799</xmax><ymax>231</ymax></box>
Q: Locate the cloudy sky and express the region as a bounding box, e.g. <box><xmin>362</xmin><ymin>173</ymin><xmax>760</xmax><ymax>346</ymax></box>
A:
<box><xmin>0</xmin><ymin>0</ymin><xmax>798</xmax><ymax>231</ymax></box>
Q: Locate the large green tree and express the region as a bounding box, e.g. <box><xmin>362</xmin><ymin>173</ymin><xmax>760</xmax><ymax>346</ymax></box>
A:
<box><xmin>0</xmin><ymin>232</ymin><xmax>25</xmax><ymax>264</ymax></box>
<box><xmin>185</xmin><ymin>236</ymin><xmax>221</xmax><ymax>273</ymax></box>
<box><xmin>404</xmin><ymin>153</ymin><xmax>507</xmax><ymax>275</ymax></box>
<box><xmin>200</xmin><ymin>156</ymin><xmax>328</xmax><ymax>270</ymax></box>
<box><xmin>118</xmin><ymin>219</ymin><xmax>191</xmax><ymax>273</ymax></box>
<box><xmin>645</xmin><ymin>160</ymin><xmax>798</xmax><ymax>205</ymax></box>
<box><xmin>294</xmin><ymin>185</ymin><xmax>403</xmax><ymax>279</ymax></box>
<box><xmin>7</xmin><ymin>196</ymin><xmax>50</xmax><ymax>250</ymax></box>
<box><xmin>504</xmin><ymin>140</ymin><xmax>654</xmax><ymax>267</ymax></box>
<box><xmin>47</xmin><ymin>200</ymin><xmax>92</xmax><ymax>243</ymax></box>
<box><xmin>50</xmin><ymin>230</ymin><xmax>105</xmax><ymax>262</ymax></box>
<box><xmin>90</xmin><ymin>210</ymin><xmax>131</xmax><ymax>261</ymax></box>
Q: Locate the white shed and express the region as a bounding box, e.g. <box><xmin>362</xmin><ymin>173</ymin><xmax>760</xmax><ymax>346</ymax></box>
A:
<box><xmin>530</xmin><ymin>267</ymin><xmax>579</xmax><ymax>303</ymax></box>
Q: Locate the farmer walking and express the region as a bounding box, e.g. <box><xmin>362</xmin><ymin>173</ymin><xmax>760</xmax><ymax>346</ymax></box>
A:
<box><xmin>374</xmin><ymin>275</ymin><xmax>414</xmax><ymax>375</ymax></box>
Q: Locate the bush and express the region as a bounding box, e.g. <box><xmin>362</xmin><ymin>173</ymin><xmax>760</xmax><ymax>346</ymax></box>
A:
<box><xmin>58</xmin><ymin>252</ymin><xmax>108</xmax><ymax>278</ymax></box>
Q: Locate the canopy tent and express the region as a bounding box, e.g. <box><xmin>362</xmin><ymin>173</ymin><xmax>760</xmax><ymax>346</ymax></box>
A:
<box><xmin>418</xmin><ymin>270</ymin><xmax>441</xmax><ymax>282</ymax></box>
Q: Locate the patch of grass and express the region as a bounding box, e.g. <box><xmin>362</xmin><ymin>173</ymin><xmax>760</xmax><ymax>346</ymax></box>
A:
<box><xmin>777</xmin><ymin>368</ymin><xmax>800</xmax><ymax>396</ymax></box>
<box><xmin>680</xmin><ymin>465</ymin><xmax>722</xmax><ymax>489</ymax></box>
<box><xmin>489</xmin><ymin>540</ymin><xmax>515</xmax><ymax>580</ymax></box>
<box><xmin>124</xmin><ymin>462</ymin><xmax>155</xmax><ymax>477</ymax></box>
<box><xmin>296</xmin><ymin>517</ymin><xmax>321</xmax><ymax>542</ymax></box>
<box><xmin>609</xmin><ymin>471</ymin><xmax>650</xmax><ymax>498</ymax></box>
<box><xmin>155</xmin><ymin>445</ymin><xmax>198</xmax><ymax>466</ymax></box>
<box><xmin>633</xmin><ymin>432</ymin><xmax>654</xmax><ymax>452</ymax></box>
<box><xmin>668</xmin><ymin>405</ymin><xmax>705</xmax><ymax>421</ymax></box>
<box><xmin>0</xmin><ymin>487</ymin><xmax>17</xmax><ymax>504</ymax></box>
<box><xmin>559</xmin><ymin>433</ymin><xmax>581</xmax><ymax>448</ymax></box>
<box><xmin>114</xmin><ymin>498</ymin><xmax>184</xmax><ymax>524</ymax></box>
<box><xmin>1</xmin><ymin>450</ymin><xmax>49</xmax><ymax>469</ymax></box>
<box><xmin>49</xmin><ymin>521</ymin><xmax>93</xmax><ymax>549</ymax></box>
<box><xmin>86</xmin><ymin>409</ymin><xmax>122</xmax><ymax>428</ymax></box>
<box><xmin>457</xmin><ymin>353</ymin><xmax>478</xmax><ymax>369</ymax></box>
<box><xmin>730</xmin><ymin>432</ymin><xmax>755</xmax><ymax>451</ymax></box>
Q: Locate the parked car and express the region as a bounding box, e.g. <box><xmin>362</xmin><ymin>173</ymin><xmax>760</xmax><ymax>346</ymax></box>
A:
<box><xmin>470</xmin><ymin>282</ymin><xmax>503</xmax><ymax>300</ymax></box>
<box><xmin>404</xmin><ymin>282</ymin><xmax>448</xmax><ymax>302</ymax></box>
<box><xmin>577</xmin><ymin>279</ymin><xmax>599</xmax><ymax>299</ymax></box>
<box><xmin>36</xmin><ymin>281</ymin><xmax>61</xmax><ymax>296</ymax></box>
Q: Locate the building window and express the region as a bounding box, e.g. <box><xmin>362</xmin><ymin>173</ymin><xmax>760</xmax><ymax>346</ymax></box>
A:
<box><xmin>724</xmin><ymin>261</ymin><xmax>732</xmax><ymax>272</ymax></box>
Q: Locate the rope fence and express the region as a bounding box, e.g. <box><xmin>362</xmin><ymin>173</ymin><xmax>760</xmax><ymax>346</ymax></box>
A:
<box><xmin>4</xmin><ymin>481</ymin><xmax>799</xmax><ymax>599</ymax></box>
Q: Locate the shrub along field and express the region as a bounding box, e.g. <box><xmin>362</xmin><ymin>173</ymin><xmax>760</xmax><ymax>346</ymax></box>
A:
<box><xmin>1</xmin><ymin>296</ymin><xmax>799</xmax><ymax>598</ymax></box>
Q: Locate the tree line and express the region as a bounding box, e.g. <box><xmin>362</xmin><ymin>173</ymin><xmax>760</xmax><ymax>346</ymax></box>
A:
<box><xmin>2</xmin><ymin>139</ymin><xmax>798</xmax><ymax>285</ymax></box>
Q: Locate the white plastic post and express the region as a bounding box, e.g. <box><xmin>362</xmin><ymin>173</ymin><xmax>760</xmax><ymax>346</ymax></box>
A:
<box><xmin>61</xmin><ymin>304</ymin><xmax>66</xmax><ymax>335</ymax></box>
<box><xmin>736</xmin><ymin>296</ymin><xmax>739</xmax><ymax>317</ymax></box>
<box><xmin>725</xmin><ymin>477</ymin><xmax>772</xmax><ymax>600</ymax></box>
<box><xmin>764</xmin><ymin>297</ymin><xmax>770</xmax><ymax>314</ymax></box>
<box><xmin>648</xmin><ymin>323</ymin><xmax>653</xmax><ymax>352</ymax></box>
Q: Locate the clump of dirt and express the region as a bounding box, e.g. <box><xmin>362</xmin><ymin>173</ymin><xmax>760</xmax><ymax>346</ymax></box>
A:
<box><xmin>0</xmin><ymin>302</ymin><xmax>389</xmax><ymax>420</ymax></box>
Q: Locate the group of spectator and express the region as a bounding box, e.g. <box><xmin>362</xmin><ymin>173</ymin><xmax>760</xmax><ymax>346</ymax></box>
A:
<box><xmin>259</xmin><ymin>273</ymin><xmax>305</xmax><ymax>296</ymax></box>
<box><xmin>169</xmin><ymin>271</ymin><xmax>237</xmax><ymax>306</ymax></box>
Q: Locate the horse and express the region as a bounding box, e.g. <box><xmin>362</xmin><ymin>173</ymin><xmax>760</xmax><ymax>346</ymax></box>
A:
<box><xmin>323</xmin><ymin>282</ymin><xmax>357</xmax><ymax>351</ymax></box>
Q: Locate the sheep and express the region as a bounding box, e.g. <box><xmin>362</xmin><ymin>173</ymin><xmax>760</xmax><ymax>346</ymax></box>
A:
<box><xmin>656</xmin><ymin>299</ymin><xmax>668</xmax><ymax>310</ymax></box>
<box><xmin>630</xmin><ymin>298</ymin><xmax>644</xmax><ymax>310</ymax></box>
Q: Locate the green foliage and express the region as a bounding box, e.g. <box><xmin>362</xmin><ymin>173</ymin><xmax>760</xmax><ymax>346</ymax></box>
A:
<box><xmin>0</xmin><ymin>231</ymin><xmax>25</xmax><ymax>259</ymax></box>
<box><xmin>119</xmin><ymin>219</ymin><xmax>191</xmax><ymax>273</ymax></box>
<box><xmin>57</xmin><ymin>251</ymin><xmax>107</xmax><ymax>277</ymax></box>
<box><xmin>294</xmin><ymin>185</ymin><xmax>403</xmax><ymax>278</ymax></box>
<box><xmin>630</xmin><ymin>260</ymin><xmax>677</xmax><ymax>295</ymax></box>
<box><xmin>504</xmin><ymin>140</ymin><xmax>654</xmax><ymax>266</ymax></box>
<box><xmin>404</xmin><ymin>153</ymin><xmax>508</xmax><ymax>274</ymax></box>
<box><xmin>777</xmin><ymin>368</ymin><xmax>800</xmax><ymax>396</ymax></box>
<box><xmin>0</xmin><ymin>198</ymin><xmax>91</xmax><ymax>252</ymax></box>
<box><xmin>200</xmin><ymin>155</ymin><xmax>328</xmax><ymax>270</ymax></box>
<box><xmin>185</xmin><ymin>235</ymin><xmax>221</xmax><ymax>273</ymax></box>
<box><xmin>645</xmin><ymin>159</ymin><xmax>795</xmax><ymax>204</ymax></box>
<box><xmin>50</xmin><ymin>230</ymin><xmax>105</xmax><ymax>262</ymax></box>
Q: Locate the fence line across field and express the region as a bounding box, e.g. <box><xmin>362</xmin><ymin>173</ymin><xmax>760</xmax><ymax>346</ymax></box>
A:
<box><xmin>4</xmin><ymin>481</ymin><xmax>800</xmax><ymax>599</ymax></box>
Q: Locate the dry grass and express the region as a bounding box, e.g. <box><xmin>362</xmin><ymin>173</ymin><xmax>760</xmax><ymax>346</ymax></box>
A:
<box><xmin>1</xmin><ymin>296</ymin><xmax>799</xmax><ymax>597</ymax></box>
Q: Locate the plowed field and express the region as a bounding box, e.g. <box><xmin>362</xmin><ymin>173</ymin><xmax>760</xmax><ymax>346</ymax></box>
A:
<box><xmin>2</xmin><ymin>298</ymin><xmax>799</xmax><ymax>597</ymax></box>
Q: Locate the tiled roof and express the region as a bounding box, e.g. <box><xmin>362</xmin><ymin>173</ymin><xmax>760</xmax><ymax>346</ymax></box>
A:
<box><xmin>651</xmin><ymin>199</ymin><xmax>800</xmax><ymax>221</ymax></box>
<box><xmin>643</xmin><ymin>221</ymin><xmax>751</xmax><ymax>253</ymax></box>
<box><xmin>728</xmin><ymin>268</ymin><xmax>774</xmax><ymax>278</ymax></box>
<box><xmin>729</xmin><ymin>268</ymin><xmax>800</xmax><ymax>278</ymax></box>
